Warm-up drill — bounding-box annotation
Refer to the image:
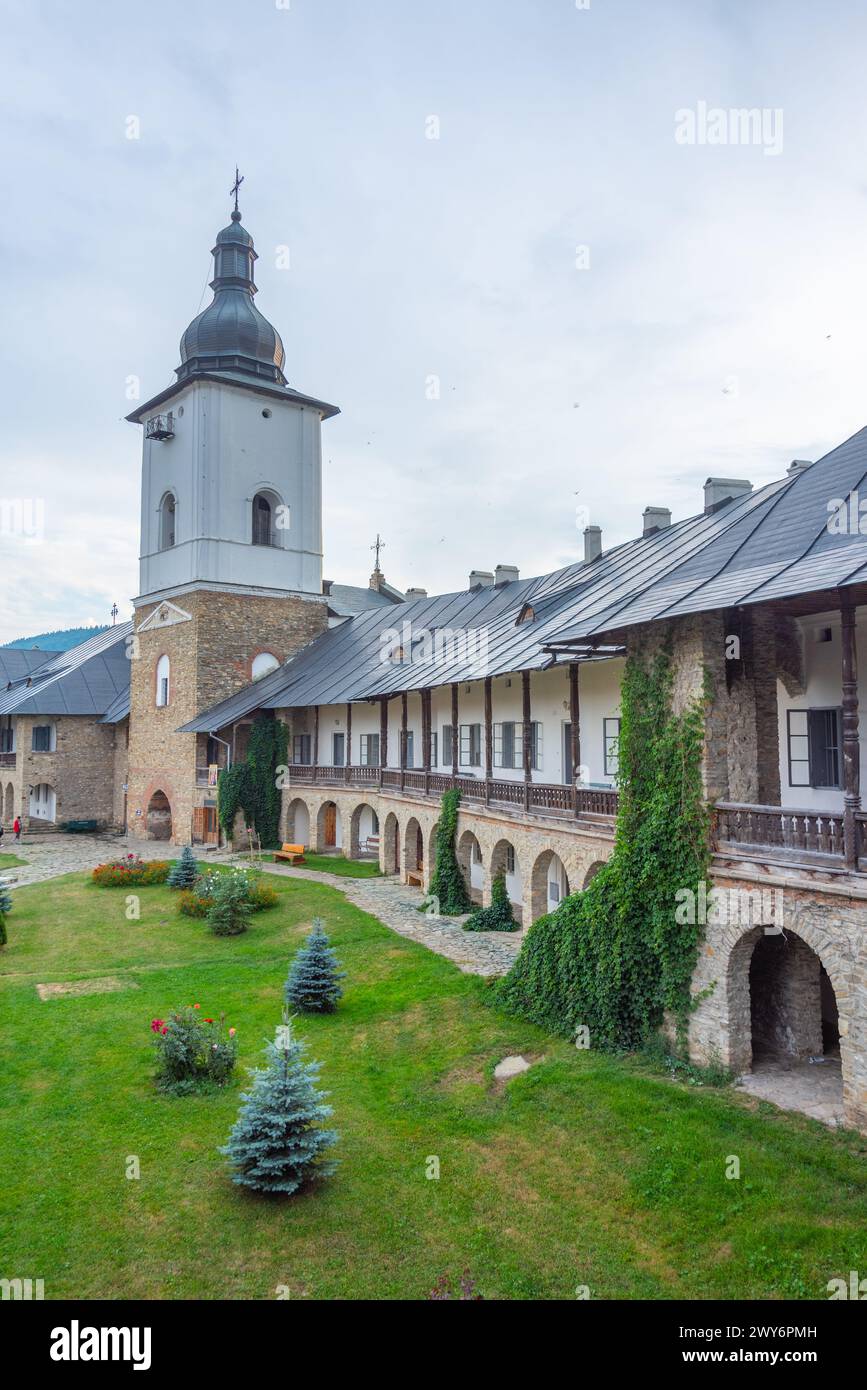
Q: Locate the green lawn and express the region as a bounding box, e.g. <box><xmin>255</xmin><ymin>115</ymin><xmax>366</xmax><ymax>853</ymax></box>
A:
<box><xmin>1</xmin><ymin>870</ymin><xmax>865</xmax><ymax>1300</ymax></box>
<box><xmin>260</xmin><ymin>852</ymin><xmax>381</xmax><ymax>878</ymax></box>
<box><xmin>0</xmin><ymin>852</ymin><xmax>26</xmax><ymax>869</ymax></box>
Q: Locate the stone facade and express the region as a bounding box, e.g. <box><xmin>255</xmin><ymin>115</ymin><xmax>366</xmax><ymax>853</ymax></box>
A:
<box><xmin>126</xmin><ymin>588</ymin><xmax>327</xmax><ymax>845</ymax></box>
<box><xmin>4</xmin><ymin>714</ymin><xmax>121</xmax><ymax>829</ymax></box>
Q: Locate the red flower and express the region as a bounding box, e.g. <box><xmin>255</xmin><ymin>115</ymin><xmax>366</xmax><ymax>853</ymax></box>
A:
<box><xmin>193</xmin><ymin>1003</ymin><xmax>201</xmax><ymax>1010</ymax></box>
<box><xmin>205</xmin><ymin>1018</ymin><xmax>213</xmax><ymax>1024</ymax></box>
<box><xmin>150</xmin><ymin>1019</ymin><xmax>165</xmax><ymax>1033</ymax></box>
<box><xmin>161</xmin><ymin>1026</ymin><xmax>168</xmax><ymax>1035</ymax></box>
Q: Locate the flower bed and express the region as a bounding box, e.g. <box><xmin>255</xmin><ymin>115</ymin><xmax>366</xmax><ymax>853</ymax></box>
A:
<box><xmin>151</xmin><ymin>1004</ymin><xmax>238</xmax><ymax>1094</ymax></box>
<box><xmin>178</xmin><ymin>867</ymin><xmax>278</xmax><ymax>918</ymax></box>
<box><xmin>92</xmin><ymin>855</ymin><xmax>171</xmax><ymax>887</ymax></box>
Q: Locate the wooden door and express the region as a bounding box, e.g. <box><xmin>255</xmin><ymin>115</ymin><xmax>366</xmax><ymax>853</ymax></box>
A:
<box><xmin>324</xmin><ymin>803</ymin><xmax>337</xmax><ymax>848</ymax></box>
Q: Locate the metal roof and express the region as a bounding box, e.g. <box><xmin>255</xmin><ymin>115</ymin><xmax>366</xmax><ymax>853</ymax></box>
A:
<box><xmin>0</xmin><ymin>647</ymin><xmax>63</xmax><ymax>687</ymax></box>
<box><xmin>0</xmin><ymin>623</ymin><xmax>133</xmax><ymax>717</ymax></box>
<box><xmin>326</xmin><ymin>583</ymin><xmax>403</xmax><ymax>618</ymax></box>
<box><xmin>178</xmin><ymin>425</ymin><xmax>867</xmax><ymax>733</ymax></box>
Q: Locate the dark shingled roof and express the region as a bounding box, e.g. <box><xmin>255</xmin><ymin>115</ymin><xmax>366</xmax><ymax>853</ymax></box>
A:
<box><xmin>179</xmin><ymin>424</ymin><xmax>867</xmax><ymax>734</ymax></box>
<box><xmin>0</xmin><ymin>624</ymin><xmax>132</xmax><ymax>717</ymax></box>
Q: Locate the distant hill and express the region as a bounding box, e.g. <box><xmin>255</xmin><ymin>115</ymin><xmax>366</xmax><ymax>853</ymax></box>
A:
<box><xmin>3</xmin><ymin>625</ymin><xmax>109</xmax><ymax>651</ymax></box>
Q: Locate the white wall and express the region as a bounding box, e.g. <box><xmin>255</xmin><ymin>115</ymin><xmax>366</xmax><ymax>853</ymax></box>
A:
<box><xmin>138</xmin><ymin>379</ymin><xmax>324</xmax><ymax>601</ymax></box>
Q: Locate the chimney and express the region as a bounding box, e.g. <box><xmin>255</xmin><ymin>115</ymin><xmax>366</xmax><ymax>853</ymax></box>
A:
<box><xmin>494</xmin><ymin>564</ymin><xmax>519</xmax><ymax>586</ymax></box>
<box><xmin>369</xmin><ymin>569</ymin><xmax>386</xmax><ymax>592</ymax></box>
<box><xmin>642</xmin><ymin>506</ymin><xmax>672</xmax><ymax>537</ymax></box>
<box><xmin>469</xmin><ymin>570</ymin><xmax>495</xmax><ymax>590</ymax></box>
<box><xmin>703</xmin><ymin>477</ymin><xmax>752</xmax><ymax>514</ymax></box>
<box><xmin>405</xmin><ymin>587</ymin><xmax>428</xmax><ymax>599</ymax></box>
<box><xmin>787</xmin><ymin>459</ymin><xmax>812</xmax><ymax>477</ymax></box>
<box><xmin>322</xmin><ymin>578</ymin><xmax>333</xmax><ymax>597</ymax></box>
<box><xmin>583</xmin><ymin>525</ymin><xmax>602</xmax><ymax>562</ymax></box>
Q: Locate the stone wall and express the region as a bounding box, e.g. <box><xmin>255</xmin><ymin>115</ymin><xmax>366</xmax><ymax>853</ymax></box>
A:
<box><xmin>13</xmin><ymin>715</ymin><xmax>119</xmax><ymax>828</ymax></box>
<box><xmin>126</xmin><ymin>588</ymin><xmax>326</xmax><ymax>845</ymax></box>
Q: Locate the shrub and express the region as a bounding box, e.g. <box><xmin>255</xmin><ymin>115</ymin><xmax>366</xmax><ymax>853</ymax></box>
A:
<box><xmin>178</xmin><ymin>868</ymin><xmax>278</xmax><ymax>918</ymax></box>
<box><xmin>92</xmin><ymin>855</ymin><xmax>171</xmax><ymax>887</ymax></box>
<box><xmin>206</xmin><ymin>873</ymin><xmax>252</xmax><ymax>936</ymax></box>
<box><xmin>221</xmin><ymin>1021</ymin><xmax>338</xmax><ymax>1195</ymax></box>
<box><xmin>150</xmin><ymin>1006</ymin><xmax>238</xmax><ymax>1094</ymax></box>
<box><xmin>464</xmin><ymin>873</ymin><xmax>518</xmax><ymax>932</ymax></box>
<box><xmin>284</xmin><ymin>918</ymin><xmax>345</xmax><ymax>1014</ymax></box>
<box><xmin>167</xmin><ymin>846</ymin><xmax>199</xmax><ymax>889</ymax></box>
<box><xmin>0</xmin><ymin>881</ymin><xmax>11</xmax><ymax>947</ymax></box>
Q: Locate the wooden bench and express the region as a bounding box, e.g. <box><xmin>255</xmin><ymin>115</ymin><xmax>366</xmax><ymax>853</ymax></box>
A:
<box><xmin>405</xmin><ymin>869</ymin><xmax>424</xmax><ymax>888</ymax></box>
<box><xmin>273</xmin><ymin>842</ymin><xmax>306</xmax><ymax>864</ymax></box>
<box><xmin>363</xmin><ymin>834</ymin><xmax>380</xmax><ymax>857</ymax></box>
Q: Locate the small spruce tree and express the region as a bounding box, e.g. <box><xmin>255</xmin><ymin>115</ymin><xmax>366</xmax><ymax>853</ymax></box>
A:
<box><xmin>464</xmin><ymin>872</ymin><xmax>518</xmax><ymax>932</ymax></box>
<box><xmin>428</xmin><ymin>788</ymin><xmax>472</xmax><ymax>915</ymax></box>
<box><xmin>206</xmin><ymin>873</ymin><xmax>252</xmax><ymax>936</ymax></box>
<box><xmin>284</xmin><ymin>918</ymin><xmax>345</xmax><ymax>1013</ymax></box>
<box><xmin>0</xmin><ymin>881</ymin><xmax>10</xmax><ymax>947</ymax></box>
<box><xmin>221</xmin><ymin>1021</ymin><xmax>338</xmax><ymax>1195</ymax></box>
<box><xmin>168</xmin><ymin>845</ymin><xmax>199</xmax><ymax>889</ymax></box>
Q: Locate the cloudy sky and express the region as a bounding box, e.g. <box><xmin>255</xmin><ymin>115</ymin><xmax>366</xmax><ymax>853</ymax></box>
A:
<box><xmin>2</xmin><ymin>0</ymin><xmax>867</xmax><ymax>643</ymax></box>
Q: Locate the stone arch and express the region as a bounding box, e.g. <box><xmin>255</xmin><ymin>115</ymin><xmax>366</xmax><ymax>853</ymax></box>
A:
<box><xmin>490</xmin><ymin>836</ymin><xmax>523</xmax><ymax>924</ymax></box>
<box><xmin>349</xmin><ymin>801</ymin><xmax>379</xmax><ymax>858</ymax></box>
<box><xmin>457</xmin><ymin>828</ymin><xmax>483</xmax><ymax>905</ymax></box>
<box><xmin>146</xmin><ymin>788</ymin><xmax>172</xmax><ymax>841</ymax></box>
<box><xmin>530</xmin><ymin>849</ymin><xmax>570</xmax><ymax>923</ymax></box>
<box><xmin>4</xmin><ymin>782</ymin><xmax>12</xmax><ymax>821</ymax></box>
<box><xmin>316</xmin><ymin>799</ymin><xmax>342</xmax><ymax>852</ymax></box>
<box><xmin>283</xmin><ymin>797</ymin><xmax>310</xmax><ymax>846</ymax></box>
<box><xmin>404</xmin><ymin>816</ymin><xmax>424</xmax><ymax>878</ymax></box>
<box><xmin>583</xmin><ymin>860</ymin><xmax>606</xmax><ymax>889</ymax></box>
<box><xmin>382</xmin><ymin>811</ymin><xmax>400</xmax><ymax>875</ymax></box>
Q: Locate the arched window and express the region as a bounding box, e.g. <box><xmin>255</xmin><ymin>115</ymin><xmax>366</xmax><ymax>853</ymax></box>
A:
<box><xmin>252</xmin><ymin>652</ymin><xmax>280</xmax><ymax>681</ymax></box>
<box><xmin>156</xmin><ymin>654</ymin><xmax>170</xmax><ymax>707</ymax></box>
<box><xmin>159</xmin><ymin>493</ymin><xmax>176</xmax><ymax>550</ymax></box>
<box><xmin>252</xmin><ymin>493</ymin><xmax>274</xmax><ymax>546</ymax></box>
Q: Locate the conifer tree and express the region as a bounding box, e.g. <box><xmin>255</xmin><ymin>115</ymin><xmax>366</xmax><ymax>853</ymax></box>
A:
<box><xmin>168</xmin><ymin>845</ymin><xmax>199</xmax><ymax>889</ymax></box>
<box><xmin>0</xmin><ymin>881</ymin><xmax>12</xmax><ymax>946</ymax></box>
<box><xmin>284</xmin><ymin>918</ymin><xmax>345</xmax><ymax>1013</ymax></box>
<box><xmin>221</xmin><ymin>1021</ymin><xmax>338</xmax><ymax>1196</ymax></box>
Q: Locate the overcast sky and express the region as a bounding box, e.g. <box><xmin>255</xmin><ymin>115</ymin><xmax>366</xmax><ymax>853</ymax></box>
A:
<box><xmin>2</xmin><ymin>0</ymin><xmax>867</xmax><ymax>643</ymax></box>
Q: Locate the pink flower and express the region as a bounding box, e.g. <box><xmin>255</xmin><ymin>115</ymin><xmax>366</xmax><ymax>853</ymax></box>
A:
<box><xmin>228</xmin><ymin>1028</ymin><xmax>236</xmax><ymax>1037</ymax></box>
<box><xmin>150</xmin><ymin>1019</ymin><xmax>165</xmax><ymax>1033</ymax></box>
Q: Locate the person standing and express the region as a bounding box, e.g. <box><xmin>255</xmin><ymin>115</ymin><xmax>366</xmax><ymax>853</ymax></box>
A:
<box><xmin>13</xmin><ymin>816</ymin><xmax>21</xmax><ymax>843</ymax></box>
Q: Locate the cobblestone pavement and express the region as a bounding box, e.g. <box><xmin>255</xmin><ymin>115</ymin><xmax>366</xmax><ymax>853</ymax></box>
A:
<box><xmin>0</xmin><ymin>834</ymin><xmax>232</xmax><ymax>888</ymax></box>
<box><xmin>737</xmin><ymin>1056</ymin><xmax>844</xmax><ymax>1128</ymax></box>
<box><xmin>259</xmin><ymin>862</ymin><xmax>523</xmax><ymax>977</ymax></box>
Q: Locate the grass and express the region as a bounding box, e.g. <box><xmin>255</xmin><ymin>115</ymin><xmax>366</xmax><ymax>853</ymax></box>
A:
<box><xmin>259</xmin><ymin>852</ymin><xmax>381</xmax><ymax>878</ymax></box>
<box><xmin>0</xmin><ymin>852</ymin><xmax>26</xmax><ymax>869</ymax></box>
<box><xmin>1</xmin><ymin>870</ymin><xmax>866</xmax><ymax>1300</ymax></box>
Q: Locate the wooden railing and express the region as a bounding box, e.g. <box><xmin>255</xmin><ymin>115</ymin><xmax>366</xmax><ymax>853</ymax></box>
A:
<box><xmin>713</xmin><ymin>802</ymin><xmax>846</xmax><ymax>861</ymax></box>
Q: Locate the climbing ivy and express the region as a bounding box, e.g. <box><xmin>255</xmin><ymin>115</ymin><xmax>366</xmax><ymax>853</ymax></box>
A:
<box><xmin>218</xmin><ymin>716</ymin><xmax>288</xmax><ymax>849</ymax></box>
<box><xmin>428</xmin><ymin>788</ymin><xmax>473</xmax><ymax>915</ymax></box>
<box><xmin>495</xmin><ymin>637</ymin><xmax>710</xmax><ymax>1051</ymax></box>
<box><xmin>464</xmin><ymin>872</ymin><xmax>519</xmax><ymax>933</ymax></box>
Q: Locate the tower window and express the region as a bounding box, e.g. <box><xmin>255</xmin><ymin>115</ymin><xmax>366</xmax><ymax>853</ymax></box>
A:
<box><xmin>159</xmin><ymin>493</ymin><xmax>176</xmax><ymax>550</ymax></box>
<box><xmin>253</xmin><ymin>493</ymin><xmax>275</xmax><ymax>546</ymax></box>
<box><xmin>156</xmin><ymin>655</ymin><xmax>171</xmax><ymax>707</ymax></box>
<box><xmin>252</xmin><ymin>651</ymin><xmax>280</xmax><ymax>681</ymax></box>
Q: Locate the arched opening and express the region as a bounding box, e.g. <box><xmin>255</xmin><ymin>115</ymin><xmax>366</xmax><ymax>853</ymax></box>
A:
<box><xmin>457</xmin><ymin>829</ymin><xmax>483</xmax><ymax>905</ymax></box>
<box><xmin>252</xmin><ymin>492</ymin><xmax>278</xmax><ymax>547</ymax></box>
<box><xmin>583</xmin><ymin>860</ymin><xmax>606</xmax><ymax>889</ymax></box>
<box><xmin>29</xmin><ymin>783</ymin><xmax>56</xmax><ymax>823</ymax></box>
<box><xmin>491</xmin><ymin>838</ymin><xmax>522</xmax><ymax>926</ymax></box>
<box><xmin>729</xmin><ymin>926</ymin><xmax>845</xmax><ymax>1124</ymax></box>
<box><xmin>252</xmin><ymin>651</ymin><xmax>280</xmax><ymax>681</ymax></box>
<box><xmin>284</xmin><ymin>798</ymin><xmax>310</xmax><ymax>846</ymax></box>
<box><xmin>146</xmin><ymin>789</ymin><xmax>172</xmax><ymax>841</ymax></box>
<box><xmin>530</xmin><ymin>850</ymin><xmax>569</xmax><ymax>922</ymax></box>
<box><xmin>4</xmin><ymin>782</ymin><xmax>13</xmax><ymax>822</ymax></box>
<box><xmin>316</xmin><ymin>800</ymin><xmax>341</xmax><ymax>852</ymax></box>
<box><xmin>382</xmin><ymin>812</ymin><xmax>400</xmax><ymax>875</ymax></box>
<box><xmin>155</xmin><ymin>654</ymin><xmax>170</xmax><ymax>707</ymax></box>
<box><xmin>404</xmin><ymin>817</ymin><xmax>424</xmax><ymax>881</ymax></box>
<box><xmin>350</xmin><ymin>802</ymin><xmax>379</xmax><ymax>858</ymax></box>
<box><xmin>159</xmin><ymin>492</ymin><xmax>176</xmax><ymax>550</ymax></box>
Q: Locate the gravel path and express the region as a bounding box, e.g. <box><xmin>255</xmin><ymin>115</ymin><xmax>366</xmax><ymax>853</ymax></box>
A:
<box><xmin>259</xmin><ymin>861</ymin><xmax>523</xmax><ymax>977</ymax></box>
<box><xmin>0</xmin><ymin>834</ymin><xmax>232</xmax><ymax>888</ymax></box>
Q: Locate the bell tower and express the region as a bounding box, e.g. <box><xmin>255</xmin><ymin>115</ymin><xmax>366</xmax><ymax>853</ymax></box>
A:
<box><xmin>125</xmin><ymin>180</ymin><xmax>338</xmax><ymax>845</ymax></box>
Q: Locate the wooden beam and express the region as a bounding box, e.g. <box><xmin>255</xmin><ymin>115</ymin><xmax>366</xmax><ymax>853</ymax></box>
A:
<box><xmin>400</xmin><ymin>691</ymin><xmax>408</xmax><ymax>789</ymax></box>
<box><xmin>345</xmin><ymin>702</ymin><xmax>352</xmax><ymax>783</ymax></box>
<box><xmin>522</xmin><ymin>669</ymin><xmax>532</xmax><ymax>812</ymax></box>
<box><xmin>451</xmin><ymin>682</ymin><xmax>459</xmax><ymax>783</ymax></box>
<box><xmin>841</xmin><ymin>592</ymin><xmax>861</xmax><ymax>868</ymax></box>
<box><xmin>484</xmin><ymin>675</ymin><xmax>493</xmax><ymax>805</ymax></box>
<box><xmin>569</xmin><ymin>662</ymin><xmax>581</xmax><ymax>815</ymax></box>
<box><xmin>379</xmin><ymin>696</ymin><xmax>388</xmax><ymax>785</ymax></box>
<box><xmin>312</xmin><ymin>706</ymin><xmax>319</xmax><ymax>782</ymax></box>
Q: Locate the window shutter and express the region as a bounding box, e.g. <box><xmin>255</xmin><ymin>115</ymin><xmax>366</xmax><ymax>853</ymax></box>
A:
<box><xmin>513</xmin><ymin>723</ymin><xmax>523</xmax><ymax>768</ymax></box>
<box><xmin>493</xmin><ymin>723</ymin><xmax>503</xmax><ymax>768</ymax></box>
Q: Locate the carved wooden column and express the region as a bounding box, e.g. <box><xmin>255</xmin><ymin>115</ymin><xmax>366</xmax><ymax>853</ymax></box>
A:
<box><xmin>400</xmin><ymin>691</ymin><xmax>408</xmax><ymax>790</ymax></box>
<box><xmin>484</xmin><ymin>675</ymin><xmax>493</xmax><ymax>806</ymax></box>
<box><xmin>312</xmin><ymin>706</ymin><xmax>319</xmax><ymax>783</ymax></box>
<box><xmin>841</xmin><ymin>592</ymin><xmax>861</xmax><ymax>869</ymax></box>
<box><xmin>345</xmin><ymin>703</ymin><xmax>352</xmax><ymax>784</ymax></box>
<box><xmin>451</xmin><ymin>683</ymin><xmax>459</xmax><ymax>786</ymax></box>
<box><xmin>569</xmin><ymin>662</ymin><xmax>581</xmax><ymax>817</ymax></box>
<box><xmin>379</xmin><ymin>696</ymin><xmax>388</xmax><ymax>788</ymax></box>
<box><xmin>522</xmin><ymin>669</ymin><xmax>532</xmax><ymax>813</ymax></box>
<box><xmin>421</xmin><ymin>688</ymin><xmax>432</xmax><ymax>795</ymax></box>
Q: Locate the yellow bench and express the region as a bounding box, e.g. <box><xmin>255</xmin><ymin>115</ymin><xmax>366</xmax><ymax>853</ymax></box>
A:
<box><xmin>405</xmin><ymin>869</ymin><xmax>424</xmax><ymax>888</ymax></box>
<box><xmin>273</xmin><ymin>842</ymin><xmax>306</xmax><ymax>864</ymax></box>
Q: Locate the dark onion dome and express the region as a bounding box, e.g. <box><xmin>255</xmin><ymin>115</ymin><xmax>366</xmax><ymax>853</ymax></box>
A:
<box><xmin>177</xmin><ymin>208</ymin><xmax>286</xmax><ymax>385</ymax></box>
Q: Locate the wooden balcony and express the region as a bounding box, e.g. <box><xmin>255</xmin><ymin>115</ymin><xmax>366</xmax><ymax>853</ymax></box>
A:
<box><xmin>0</xmin><ymin>752</ymin><xmax>16</xmax><ymax>768</ymax></box>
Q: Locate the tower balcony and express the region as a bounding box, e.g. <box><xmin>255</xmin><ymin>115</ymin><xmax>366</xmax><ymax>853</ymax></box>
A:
<box><xmin>146</xmin><ymin>412</ymin><xmax>174</xmax><ymax>441</ymax></box>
